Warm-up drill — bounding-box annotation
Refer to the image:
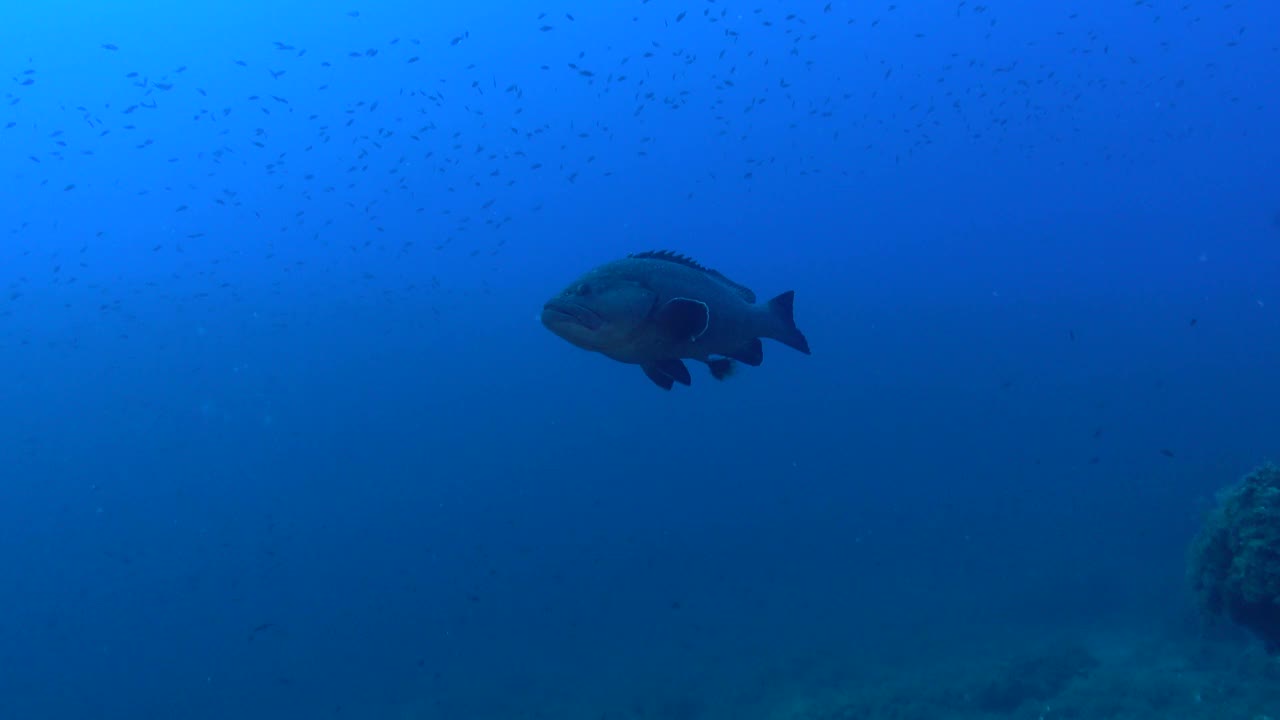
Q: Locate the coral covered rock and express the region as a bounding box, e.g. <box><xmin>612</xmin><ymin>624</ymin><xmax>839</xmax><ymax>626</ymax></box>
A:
<box><xmin>1189</xmin><ymin>463</ymin><xmax>1280</xmax><ymax>652</ymax></box>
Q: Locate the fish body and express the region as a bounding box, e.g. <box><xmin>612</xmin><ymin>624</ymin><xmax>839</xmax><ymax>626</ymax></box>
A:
<box><xmin>541</xmin><ymin>250</ymin><xmax>810</xmax><ymax>389</ymax></box>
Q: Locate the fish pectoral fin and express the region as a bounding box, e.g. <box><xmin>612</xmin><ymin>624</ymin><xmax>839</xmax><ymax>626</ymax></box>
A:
<box><xmin>726</xmin><ymin>338</ymin><xmax>764</xmax><ymax>366</ymax></box>
<box><xmin>656</xmin><ymin>297</ymin><xmax>710</xmax><ymax>341</ymax></box>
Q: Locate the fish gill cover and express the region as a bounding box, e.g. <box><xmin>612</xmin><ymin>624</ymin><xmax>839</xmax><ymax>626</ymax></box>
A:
<box><xmin>0</xmin><ymin>1</ymin><xmax>1278</xmax><ymax>719</ymax></box>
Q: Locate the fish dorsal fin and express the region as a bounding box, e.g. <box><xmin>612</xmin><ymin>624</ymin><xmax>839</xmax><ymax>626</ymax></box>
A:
<box><xmin>629</xmin><ymin>250</ymin><xmax>757</xmax><ymax>303</ymax></box>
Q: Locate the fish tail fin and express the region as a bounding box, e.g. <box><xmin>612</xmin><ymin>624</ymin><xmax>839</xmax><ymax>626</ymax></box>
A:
<box><xmin>765</xmin><ymin>291</ymin><xmax>811</xmax><ymax>355</ymax></box>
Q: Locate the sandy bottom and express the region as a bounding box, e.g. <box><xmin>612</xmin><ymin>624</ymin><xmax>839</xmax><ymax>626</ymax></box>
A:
<box><xmin>388</xmin><ymin>625</ymin><xmax>1280</xmax><ymax>720</ymax></box>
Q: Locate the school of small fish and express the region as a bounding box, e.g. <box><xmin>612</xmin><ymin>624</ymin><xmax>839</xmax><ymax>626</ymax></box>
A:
<box><xmin>1</xmin><ymin>2</ymin><xmax>1263</xmax><ymax>324</ymax></box>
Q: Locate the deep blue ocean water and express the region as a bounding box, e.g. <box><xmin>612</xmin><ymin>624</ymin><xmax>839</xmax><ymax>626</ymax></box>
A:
<box><xmin>1</xmin><ymin>1</ymin><xmax>1278</xmax><ymax>718</ymax></box>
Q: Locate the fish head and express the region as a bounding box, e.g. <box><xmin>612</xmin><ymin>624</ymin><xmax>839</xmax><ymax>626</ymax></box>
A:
<box><xmin>542</xmin><ymin>271</ymin><xmax>656</xmax><ymax>354</ymax></box>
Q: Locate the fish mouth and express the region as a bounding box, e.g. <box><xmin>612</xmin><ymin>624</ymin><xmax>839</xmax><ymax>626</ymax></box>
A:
<box><xmin>541</xmin><ymin>300</ymin><xmax>603</xmax><ymax>331</ymax></box>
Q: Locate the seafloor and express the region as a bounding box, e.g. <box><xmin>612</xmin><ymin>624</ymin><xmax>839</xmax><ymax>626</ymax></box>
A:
<box><xmin>389</xmin><ymin>624</ymin><xmax>1280</xmax><ymax>720</ymax></box>
<box><xmin>763</xmin><ymin>633</ymin><xmax>1280</xmax><ymax>720</ymax></box>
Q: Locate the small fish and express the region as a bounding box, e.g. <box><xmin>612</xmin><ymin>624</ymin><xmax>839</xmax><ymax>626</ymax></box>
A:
<box><xmin>248</xmin><ymin>622</ymin><xmax>276</xmax><ymax>642</ymax></box>
<box><xmin>101</xmin><ymin>43</ymin><xmax>119</xmax><ymax>51</ymax></box>
<box><xmin>542</xmin><ymin>251</ymin><xmax>810</xmax><ymax>390</ymax></box>
<box><xmin>1160</xmin><ymin>449</ymin><xmax>1175</xmax><ymax>458</ymax></box>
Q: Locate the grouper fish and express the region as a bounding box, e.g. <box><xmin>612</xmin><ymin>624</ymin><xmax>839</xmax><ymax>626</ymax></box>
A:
<box><xmin>541</xmin><ymin>250</ymin><xmax>811</xmax><ymax>389</ymax></box>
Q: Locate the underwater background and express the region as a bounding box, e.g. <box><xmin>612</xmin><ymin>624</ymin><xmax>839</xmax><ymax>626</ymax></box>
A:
<box><xmin>1</xmin><ymin>0</ymin><xmax>1278</xmax><ymax>718</ymax></box>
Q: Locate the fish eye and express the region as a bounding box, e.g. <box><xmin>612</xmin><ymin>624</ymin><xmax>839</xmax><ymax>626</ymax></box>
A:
<box><xmin>576</xmin><ymin>283</ymin><xmax>592</xmax><ymax>296</ymax></box>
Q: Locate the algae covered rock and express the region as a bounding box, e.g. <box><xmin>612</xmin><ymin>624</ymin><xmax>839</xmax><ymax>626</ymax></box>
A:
<box><xmin>1189</xmin><ymin>463</ymin><xmax>1280</xmax><ymax>652</ymax></box>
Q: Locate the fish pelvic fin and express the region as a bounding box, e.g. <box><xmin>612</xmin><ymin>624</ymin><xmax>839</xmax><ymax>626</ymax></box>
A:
<box><xmin>765</xmin><ymin>290</ymin><xmax>810</xmax><ymax>355</ymax></box>
<box><xmin>642</xmin><ymin>358</ymin><xmax>691</xmax><ymax>390</ymax></box>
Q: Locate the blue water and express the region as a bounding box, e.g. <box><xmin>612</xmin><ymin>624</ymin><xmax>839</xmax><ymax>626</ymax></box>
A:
<box><xmin>2</xmin><ymin>1</ymin><xmax>1278</xmax><ymax>718</ymax></box>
